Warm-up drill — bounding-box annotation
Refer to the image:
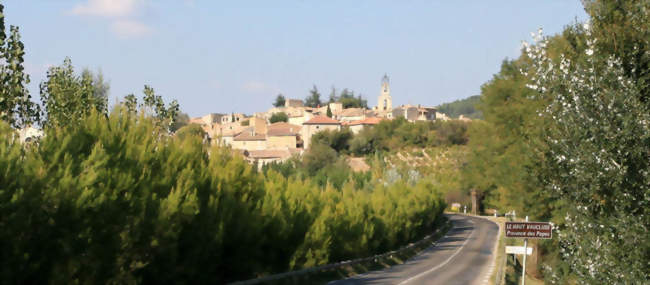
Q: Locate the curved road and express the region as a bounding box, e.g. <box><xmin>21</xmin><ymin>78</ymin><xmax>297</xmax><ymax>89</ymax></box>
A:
<box><xmin>330</xmin><ymin>214</ymin><xmax>499</xmax><ymax>285</ymax></box>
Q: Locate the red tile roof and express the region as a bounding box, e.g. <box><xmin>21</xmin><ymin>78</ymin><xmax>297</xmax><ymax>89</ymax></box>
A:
<box><xmin>303</xmin><ymin>116</ymin><xmax>341</xmax><ymax>125</ymax></box>
<box><xmin>267</xmin><ymin>122</ymin><xmax>302</xmax><ymax>136</ymax></box>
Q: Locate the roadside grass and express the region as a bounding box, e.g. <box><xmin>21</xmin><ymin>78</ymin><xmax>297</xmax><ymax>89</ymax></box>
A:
<box><xmin>487</xmin><ymin>216</ymin><xmax>545</xmax><ymax>285</ymax></box>
<box><xmin>485</xmin><ymin>216</ymin><xmax>507</xmax><ymax>285</ymax></box>
<box><xmin>505</xmin><ymin>255</ymin><xmax>545</xmax><ymax>285</ymax></box>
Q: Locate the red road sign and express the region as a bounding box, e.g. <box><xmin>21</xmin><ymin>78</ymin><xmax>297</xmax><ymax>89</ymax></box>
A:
<box><xmin>505</xmin><ymin>221</ymin><xmax>552</xmax><ymax>239</ymax></box>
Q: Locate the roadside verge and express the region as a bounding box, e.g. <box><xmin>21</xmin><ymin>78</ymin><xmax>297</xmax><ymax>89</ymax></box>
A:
<box><xmin>229</xmin><ymin>218</ymin><xmax>452</xmax><ymax>285</ymax></box>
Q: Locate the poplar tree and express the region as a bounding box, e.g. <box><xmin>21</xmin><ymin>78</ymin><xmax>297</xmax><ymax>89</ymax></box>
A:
<box><xmin>39</xmin><ymin>58</ymin><xmax>109</xmax><ymax>128</ymax></box>
<box><xmin>0</xmin><ymin>4</ymin><xmax>39</xmax><ymax>128</ymax></box>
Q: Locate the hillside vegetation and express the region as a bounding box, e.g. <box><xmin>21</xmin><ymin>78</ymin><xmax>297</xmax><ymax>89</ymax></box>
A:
<box><xmin>436</xmin><ymin>95</ymin><xmax>482</xmax><ymax>119</ymax></box>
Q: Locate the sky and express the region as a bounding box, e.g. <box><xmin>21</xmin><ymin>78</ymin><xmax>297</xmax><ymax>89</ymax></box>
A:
<box><xmin>7</xmin><ymin>0</ymin><xmax>588</xmax><ymax>117</ymax></box>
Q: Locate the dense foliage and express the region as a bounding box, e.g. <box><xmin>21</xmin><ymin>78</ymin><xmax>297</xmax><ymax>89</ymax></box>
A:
<box><xmin>273</xmin><ymin>93</ymin><xmax>286</xmax><ymax>107</ymax></box>
<box><xmin>328</xmin><ymin>87</ymin><xmax>368</xmax><ymax>108</ymax></box>
<box><xmin>0</xmin><ymin>109</ymin><xmax>445</xmax><ymax>283</ymax></box>
<box><xmin>464</xmin><ymin>0</ymin><xmax>649</xmax><ymax>283</ymax></box>
<box><xmin>304</xmin><ymin>85</ymin><xmax>322</xmax><ymax>108</ymax></box>
<box><xmin>39</xmin><ymin>58</ymin><xmax>109</xmax><ymax>128</ymax></box>
<box><xmin>269</xmin><ymin>111</ymin><xmax>288</xmax><ymax>123</ymax></box>
<box><xmin>526</xmin><ymin>2</ymin><xmax>649</xmax><ymax>282</ymax></box>
<box><xmin>436</xmin><ymin>95</ymin><xmax>482</xmax><ymax>119</ymax></box>
<box><xmin>306</xmin><ymin>118</ymin><xmax>469</xmax><ymax>158</ymax></box>
<box><xmin>349</xmin><ymin>118</ymin><xmax>469</xmax><ymax>155</ymax></box>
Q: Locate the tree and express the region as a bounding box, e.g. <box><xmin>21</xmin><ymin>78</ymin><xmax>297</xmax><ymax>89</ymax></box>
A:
<box><xmin>0</xmin><ymin>5</ymin><xmax>39</xmax><ymax>128</ymax></box>
<box><xmin>326</xmin><ymin>104</ymin><xmax>332</xmax><ymax>118</ymax></box>
<box><xmin>437</xmin><ymin>95</ymin><xmax>483</xmax><ymax>119</ymax></box>
<box><xmin>269</xmin><ymin>112</ymin><xmax>288</xmax><ymax>123</ymax></box>
<box><xmin>525</xmin><ymin>14</ymin><xmax>649</xmax><ymax>282</ymax></box>
<box><xmin>123</xmin><ymin>94</ymin><xmax>138</xmax><ymax>113</ymax></box>
<box><xmin>328</xmin><ymin>86</ymin><xmax>338</xmax><ymax>103</ymax></box>
<box><xmin>123</xmin><ymin>85</ymin><xmax>180</xmax><ymax>132</ymax></box>
<box><xmin>273</xmin><ymin>94</ymin><xmax>286</xmax><ymax>107</ymax></box>
<box><xmin>583</xmin><ymin>0</ymin><xmax>650</xmax><ymax>106</ymax></box>
<box><xmin>311</xmin><ymin>128</ymin><xmax>352</xmax><ymax>153</ymax></box>
<box><xmin>304</xmin><ymin>85</ymin><xmax>321</xmax><ymax>107</ymax></box>
<box><xmin>302</xmin><ymin>143</ymin><xmax>338</xmax><ymax>175</ymax></box>
<box><xmin>40</xmin><ymin>58</ymin><xmax>108</xmax><ymax>128</ymax></box>
<box><xmin>170</xmin><ymin>112</ymin><xmax>189</xmax><ymax>132</ymax></box>
<box><xmin>83</xmin><ymin>68</ymin><xmax>109</xmax><ymax>114</ymax></box>
<box><xmin>175</xmin><ymin>123</ymin><xmax>207</xmax><ymax>140</ymax></box>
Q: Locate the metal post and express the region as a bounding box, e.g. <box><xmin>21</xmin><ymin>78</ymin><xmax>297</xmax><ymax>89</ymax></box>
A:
<box><xmin>522</xmin><ymin>216</ymin><xmax>528</xmax><ymax>285</ymax></box>
<box><xmin>464</xmin><ymin>206</ymin><xmax>467</xmax><ymax>214</ymax></box>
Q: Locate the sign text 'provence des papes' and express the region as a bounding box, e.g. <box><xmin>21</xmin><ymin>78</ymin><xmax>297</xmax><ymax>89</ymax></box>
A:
<box><xmin>505</xmin><ymin>222</ymin><xmax>552</xmax><ymax>239</ymax></box>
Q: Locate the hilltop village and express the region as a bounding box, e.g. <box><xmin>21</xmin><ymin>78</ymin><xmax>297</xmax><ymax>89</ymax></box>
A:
<box><xmin>188</xmin><ymin>75</ymin><xmax>461</xmax><ymax>167</ymax></box>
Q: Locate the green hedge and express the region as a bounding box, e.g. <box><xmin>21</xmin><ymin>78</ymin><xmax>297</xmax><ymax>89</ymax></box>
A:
<box><xmin>0</xmin><ymin>109</ymin><xmax>445</xmax><ymax>283</ymax></box>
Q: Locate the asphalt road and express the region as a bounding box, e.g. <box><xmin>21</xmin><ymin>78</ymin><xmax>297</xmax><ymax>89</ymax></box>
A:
<box><xmin>329</xmin><ymin>214</ymin><xmax>499</xmax><ymax>285</ymax></box>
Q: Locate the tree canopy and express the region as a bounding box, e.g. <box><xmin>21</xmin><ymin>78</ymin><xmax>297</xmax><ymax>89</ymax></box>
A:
<box><xmin>304</xmin><ymin>85</ymin><xmax>322</xmax><ymax>107</ymax></box>
<box><xmin>0</xmin><ymin>5</ymin><xmax>39</xmax><ymax>128</ymax></box>
<box><xmin>273</xmin><ymin>94</ymin><xmax>286</xmax><ymax>107</ymax></box>
<box><xmin>269</xmin><ymin>112</ymin><xmax>288</xmax><ymax>123</ymax></box>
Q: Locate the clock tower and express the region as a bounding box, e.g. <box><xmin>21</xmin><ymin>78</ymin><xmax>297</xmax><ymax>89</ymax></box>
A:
<box><xmin>377</xmin><ymin>74</ymin><xmax>392</xmax><ymax>111</ymax></box>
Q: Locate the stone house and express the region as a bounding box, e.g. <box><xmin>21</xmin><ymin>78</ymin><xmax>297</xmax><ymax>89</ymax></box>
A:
<box><xmin>266</xmin><ymin>122</ymin><xmax>302</xmax><ymax>149</ymax></box>
<box><xmin>302</xmin><ymin>116</ymin><xmax>341</xmax><ymax>149</ymax></box>
<box><xmin>285</xmin><ymin>99</ymin><xmax>304</xmax><ymax>107</ymax></box>
<box><xmin>336</xmin><ymin>107</ymin><xmax>366</xmax><ymax>122</ymax></box>
<box><xmin>392</xmin><ymin>104</ymin><xmax>436</xmax><ymax>122</ymax></box>
<box><xmin>244</xmin><ymin>148</ymin><xmax>301</xmax><ymax>170</ymax></box>
<box><xmin>346</xmin><ymin>117</ymin><xmax>383</xmax><ymax>134</ymax></box>
<box><xmin>231</xmin><ymin>128</ymin><xmax>266</xmax><ymax>151</ymax></box>
<box><xmin>220</xmin><ymin>113</ymin><xmax>247</xmax><ymax>124</ymax></box>
<box><xmin>214</xmin><ymin>123</ymin><xmax>247</xmax><ymax>146</ymax></box>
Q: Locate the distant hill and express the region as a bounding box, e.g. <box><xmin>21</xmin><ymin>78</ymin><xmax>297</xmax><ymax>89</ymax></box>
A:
<box><xmin>437</xmin><ymin>95</ymin><xmax>482</xmax><ymax>119</ymax></box>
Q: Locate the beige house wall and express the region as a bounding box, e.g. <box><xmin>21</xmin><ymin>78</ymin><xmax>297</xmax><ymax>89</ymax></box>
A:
<box><xmin>339</xmin><ymin>115</ymin><xmax>364</xmax><ymax>122</ymax></box>
<box><xmin>288</xmin><ymin>116</ymin><xmax>306</xmax><ymax>126</ymax></box>
<box><xmin>349</xmin><ymin>124</ymin><xmax>365</xmax><ymax>134</ymax></box>
<box><xmin>215</xmin><ymin>136</ymin><xmax>234</xmax><ymax>146</ymax></box>
<box><xmin>231</xmin><ymin>140</ymin><xmax>267</xmax><ymax>151</ymax></box>
<box><xmin>267</xmin><ymin>136</ymin><xmax>297</xmax><ymax>149</ymax></box>
<box><xmin>249</xmin><ymin>117</ymin><xmax>268</xmax><ymax>134</ymax></box>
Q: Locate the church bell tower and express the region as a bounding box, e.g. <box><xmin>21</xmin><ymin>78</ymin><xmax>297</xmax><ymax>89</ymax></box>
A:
<box><xmin>377</xmin><ymin>74</ymin><xmax>392</xmax><ymax>111</ymax></box>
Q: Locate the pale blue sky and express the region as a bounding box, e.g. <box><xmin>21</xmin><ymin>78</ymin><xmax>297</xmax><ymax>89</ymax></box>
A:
<box><xmin>8</xmin><ymin>1</ymin><xmax>587</xmax><ymax>117</ymax></box>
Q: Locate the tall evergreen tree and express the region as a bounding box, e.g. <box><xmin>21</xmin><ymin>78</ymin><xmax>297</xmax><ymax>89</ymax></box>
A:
<box><xmin>304</xmin><ymin>85</ymin><xmax>321</xmax><ymax>107</ymax></box>
<box><xmin>273</xmin><ymin>94</ymin><xmax>286</xmax><ymax>107</ymax></box>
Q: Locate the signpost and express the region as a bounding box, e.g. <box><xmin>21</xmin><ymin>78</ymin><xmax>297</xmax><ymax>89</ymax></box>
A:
<box><xmin>505</xmin><ymin>246</ymin><xmax>533</xmax><ymax>255</ymax></box>
<box><xmin>505</xmin><ymin>221</ymin><xmax>552</xmax><ymax>239</ymax></box>
<box><xmin>504</xmin><ymin>217</ymin><xmax>553</xmax><ymax>285</ymax></box>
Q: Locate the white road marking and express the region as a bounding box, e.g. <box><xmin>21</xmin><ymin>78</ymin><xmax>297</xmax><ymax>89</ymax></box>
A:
<box><xmin>398</xmin><ymin>219</ymin><xmax>476</xmax><ymax>285</ymax></box>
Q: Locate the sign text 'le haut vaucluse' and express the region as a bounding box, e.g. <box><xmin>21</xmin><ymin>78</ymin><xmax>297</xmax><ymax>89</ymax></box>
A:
<box><xmin>505</xmin><ymin>222</ymin><xmax>552</xmax><ymax>239</ymax></box>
